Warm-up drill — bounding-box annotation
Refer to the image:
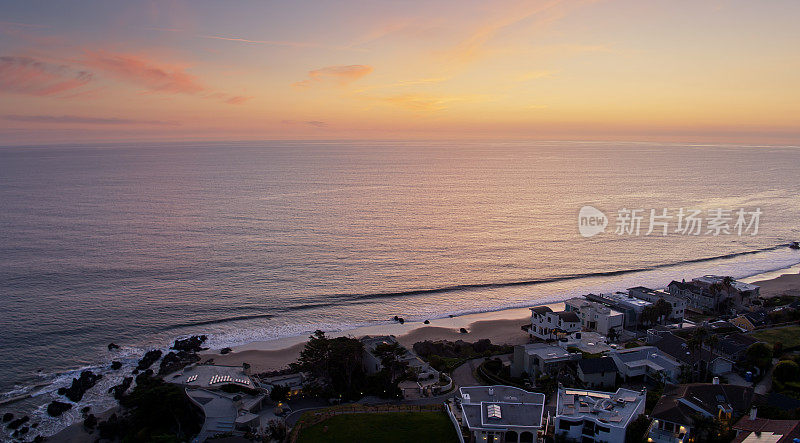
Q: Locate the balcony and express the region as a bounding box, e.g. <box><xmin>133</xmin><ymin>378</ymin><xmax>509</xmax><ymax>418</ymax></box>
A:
<box><xmin>647</xmin><ymin>421</ymin><xmax>687</xmax><ymax>443</ymax></box>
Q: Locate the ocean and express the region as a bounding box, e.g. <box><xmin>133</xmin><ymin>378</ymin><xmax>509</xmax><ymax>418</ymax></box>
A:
<box><xmin>1</xmin><ymin>140</ymin><xmax>799</xmax><ymax>435</ymax></box>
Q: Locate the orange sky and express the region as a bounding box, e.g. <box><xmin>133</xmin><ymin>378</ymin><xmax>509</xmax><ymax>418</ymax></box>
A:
<box><xmin>1</xmin><ymin>0</ymin><xmax>799</xmax><ymax>145</ymax></box>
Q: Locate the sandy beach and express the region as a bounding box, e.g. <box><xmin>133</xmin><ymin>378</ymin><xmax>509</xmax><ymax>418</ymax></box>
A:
<box><xmin>199</xmin><ymin>309</ymin><xmax>537</xmax><ymax>373</ymax></box>
<box><xmin>198</xmin><ymin>266</ymin><xmax>800</xmax><ymax>373</ymax></box>
<box><xmin>752</xmin><ymin>268</ymin><xmax>800</xmax><ymax>298</ymax></box>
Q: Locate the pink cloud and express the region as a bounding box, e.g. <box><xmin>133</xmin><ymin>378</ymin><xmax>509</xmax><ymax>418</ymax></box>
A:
<box><xmin>293</xmin><ymin>64</ymin><xmax>373</xmax><ymax>88</ymax></box>
<box><xmin>0</xmin><ymin>56</ymin><xmax>93</xmax><ymax>97</ymax></box>
<box><xmin>81</xmin><ymin>50</ymin><xmax>205</xmax><ymax>94</ymax></box>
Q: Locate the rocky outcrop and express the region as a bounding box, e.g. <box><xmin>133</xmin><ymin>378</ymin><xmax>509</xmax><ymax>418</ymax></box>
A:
<box><xmin>171</xmin><ymin>335</ymin><xmax>207</xmax><ymax>353</ymax></box>
<box><xmin>108</xmin><ymin>377</ymin><xmax>133</xmax><ymax>400</ymax></box>
<box><xmin>158</xmin><ymin>351</ymin><xmax>200</xmax><ymax>376</ymax></box>
<box><xmin>2</xmin><ymin>412</ymin><xmax>12</xmax><ymax>422</ymax></box>
<box><xmin>6</xmin><ymin>415</ymin><xmax>28</xmax><ymax>429</ymax></box>
<box><xmin>47</xmin><ymin>401</ymin><xmax>72</xmax><ymax>417</ymax></box>
<box><xmin>107</xmin><ymin>343</ymin><xmax>120</xmax><ymax>351</ymax></box>
<box><xmin>58</xmin><ymin>371</ymin><xmax>103</xmax><ymax>402</ymax></box>
<box><xmin>110</xmin><ymin>361</ymin><xmax>122</xmax><ymax>370</ymax></box>
<box><xmin>136</xmin><ymin>350</ymin><xmax>162</xmax><ymax>370</ymax></box>
<box><xmin>84</xmin><ymin>413</ymin><xmax>97</xmax><ymax>430</ymax></box>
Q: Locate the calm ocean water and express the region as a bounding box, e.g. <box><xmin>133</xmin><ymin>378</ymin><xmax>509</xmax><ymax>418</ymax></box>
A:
<box><xmin>1</xmin><ymin>140</ymin><xmax>800</xmax><ymax>434</ymax></box>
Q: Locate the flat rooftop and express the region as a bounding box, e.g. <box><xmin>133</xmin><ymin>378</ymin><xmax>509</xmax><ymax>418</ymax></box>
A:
<box><xmin>460</xmin><ymin>386</ymin><xmax>545</xmax><ymax>430</ymax></box>
<box><xmin>595</xmin><ymin>291</ymin><xmax>652</xmax><ymax>308</ymax></box>
<box><xmin>611</xmin><ymin>346</ymin><xmax>681</xmax><ymax>372</ymax></box>
<box><xmin>556</xmin><ymin>387</ymin><xmax>645</xmax><ymax>428</ymax></box>
<box><xmin>518</xmin><ymin>343</ymin><xmax>579</xmax><ymax>361</ymax></box>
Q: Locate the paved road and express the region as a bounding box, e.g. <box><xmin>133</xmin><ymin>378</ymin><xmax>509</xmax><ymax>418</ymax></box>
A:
<box><xmin>755</xmin><ymin>358</ymin><xmax>777</xmax><ymax>395</ymax></box>
<box><xmin>451</xmin><ymin>353</ymin><xmax>512</xmax><ymax>388</ymax></box>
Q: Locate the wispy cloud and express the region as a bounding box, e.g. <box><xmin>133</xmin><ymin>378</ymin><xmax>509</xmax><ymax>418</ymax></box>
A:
<box><xmin>3</xmin><ymin>114</ymin><xmax>179</xmax><ymax>125</ymax></box>
<box><xmin>0</xmin><ymin>21</ymin><xmax>49</xmax><ymax>29</ymax></box>
<box><xmin>200</xmin><ymin>34</ymin><xmax>366</xmax><ymax>52</ymax></box>
<box><xmin>293</xmin><ymin>65</ymin><xmax>373</xmax><ymax>88</ymax></box>
<box><xmin>0</xmin><ymin>56</ymin><xmax>93</xmax><ymax>97</ymax></box>
<box><xmin>446</xmin><ymin>0</ymin><xmax>568</xmax><ymax>64</ymax></box>
<box><xmin>79</xmin><ymin>50</ymin><xmax>250</xmax><ymax>104</ymax></box>
<box><xmin>373</xmin><ymin>93</ymin><xmax>487</xmax><ymax>111</ymax></box>
<box><xmin>281</xmin><ymin>119</ymin><xmax>328</xmax><ymax>128</ymax></box>
<box><xmin>81</xmin><ymin>51</ymin><xmax>205</xmax><ymax>94</ymax></box>
<box><xmin>514</xmin><ymin>69</ymin><xmax>557</xmax><ymax>82</ymax></box>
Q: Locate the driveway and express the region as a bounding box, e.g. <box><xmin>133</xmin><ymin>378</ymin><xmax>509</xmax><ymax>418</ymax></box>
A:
<box><xmin>451</xmin><ymin>353</ymin><xmax>512</xmax><ymax>388</ymax></box>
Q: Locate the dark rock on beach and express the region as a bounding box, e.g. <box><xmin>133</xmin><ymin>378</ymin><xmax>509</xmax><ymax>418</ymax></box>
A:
<box><xmin>7</xmin><ymin>415</ymin><xmax>28</xmax><ymax>429</ymax></box>
<box><xmin>171</xmin><ymin>335</ymin><xmax>208</xmax><ymax>353</ymax></box>
<box><xmin>424</xmin><ymin>320</ymin><xmax>430</xmax><ymax>324</ymax></box>
<box><xmin>460</xmin><ymin>327</ymin><xmax>468</xmax><ymax>334</ymax></box>
<box><xmin>108</xmin><ymin>377</ymin><xmax>133</xmax><ymax>400</ymax></box>
<box><xmin>47</xmin><ymin>401</ymin><xmax>72</xmax><ymax>417</ymax></box>
<box><xmin>2</xmin><ymin>412</ymin><xmax>12</xmax><ymax>422</ymax></box>
<box><xmin>158</xmin><ymin>350</ymin><xmax>201</xmax><ymax>376</ymax></box>
<box><xmin>136</xmin><ymin>350</ymin><xmax>163</xmax><ymax>370</ymax></box>
<box><xmin>110</xmin><ymin>360</ymin><xmax>122</xmax><ymax>370</ymax></box>
<box><xmin>84</xmin><ymin>413</ymin><xmax>97</xmax><ymax>430</ymax></box>
<box><xmin>220</xmin><ymin>347</ymin><xmax>232</xmax><ymax>355</ymax></box>
<box><xmin>107</xmin><ymin>342</ymin><xmax>120</xmax><ymax>351</ymax></box>
<box><xmin>58</xmin><ymin>371</ymin><xmax>103</xmax><ymax>402</ymax></box>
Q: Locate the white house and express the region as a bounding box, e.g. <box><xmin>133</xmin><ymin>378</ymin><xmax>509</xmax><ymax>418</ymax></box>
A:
<box><xmin>529</xmin><ymin>306</ymin><xmax>581</xmax><ymax>340</ymax></box>
<box><xmin>627</xmin><ymin>286</ymin><xmax>686</xmax><ymax>322</ymax></box>
<box><xmin>609</xmin><ymin>346</ymin><xmax>683</xmax><ymax>383</ymax></box>
<box><xmin>555</xmin><ymin>387</ymin><xmax>646</xmax><ymax>443</ymax></box>
<box><xmin>564</xmin><ymin>297</ymin><xmax>625</xmax><ymax>336</ymax></box>
<box><xmin>511</xmin><ymin>343</ymin><xmax>581</xmax><ymax>379</ymax></box>
<box><xmin>458</xmin><ymin>385</ymin><xmax>545</xmax><ymax>443</ymax></box>
<box><xmin>577</xmin><ymin>357</ymin><xmax>618</xmax><ymax>389</ymax></box>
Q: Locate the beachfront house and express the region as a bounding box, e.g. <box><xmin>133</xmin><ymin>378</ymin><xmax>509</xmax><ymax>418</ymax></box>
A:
<box><xmin>627</xmin><ymin>286</ymin><xmax>686</xmax><ymax>322</ymax></box>
<box><xmin>577</xmin><ymin>357</ymin><xmax>618</xmax><ymax>389</ymax></box>
<box><xmin>585</xmin><ymin>292</ymin><xmax>652</xmax><ymax>329</ymax></box>
<box><xmin>511</xmin><ymin>343</ymin><xmax>581</xmax><ymax>379</ymax></box>
<box><xmin>361</xmin><ymin>335</ymin><xmax>439</xmax><ymax>398</ymax></box>
<box><xmin>649</xmin><ymin>382</ymin><xmax>755</xmax><ymax>443</ymax></box>
<box><xmin>564</xmin><ymin>297</ymin><xmax>625</xmax><ymax>337</ymax></box>
<box><xmin>528</xmin><ymin>306</ymin><xmax>581</xmax><ymax>340</ymax></box>
<box><xmin>555</xmin><ymin>387</ymin><xmax>646</xmax><ymax>443</ymax></box>
<box><xmin>609</xmin><ymin>346</ymin><xmax>682</xmax><ymax>384</ymax></box>
<box><xmin>457</xmin><ymin>385</ymin><xmax>546</xmax><ymax>443</ymax></box>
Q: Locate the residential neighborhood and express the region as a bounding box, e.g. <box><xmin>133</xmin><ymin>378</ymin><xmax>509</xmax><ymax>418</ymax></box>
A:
<box><xmin>21</xmin><ymin>274</ymin><xmax>800</xmax><ymax>443</ymax></box>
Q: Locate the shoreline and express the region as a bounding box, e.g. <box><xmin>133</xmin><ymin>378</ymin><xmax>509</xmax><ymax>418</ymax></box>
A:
<box><xmin>11</xmin><ymin>260</ymin><xmax>800</xmax><ymax>440</ymax></box>
<box><xmin>201</xmin><ymin>264</ymin><xmax>800</xmax><ymax>373</ymax></box>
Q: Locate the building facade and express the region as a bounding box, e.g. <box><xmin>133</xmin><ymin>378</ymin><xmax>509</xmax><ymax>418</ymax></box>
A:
<box><xmin>458</xmin><ymin>385</ymin><xmax>545</xmax><ymax>443</ymax></box>
<box><xmin>555</xmin><ymin>387</ymin><xmax>646</xmax><ymax>443</ymax></box>
<box><xmin>564</xmin><ymin>297</ymin><xmax>625</xmax><ymax>336</ymax></box>
<box><xmin>529</xmin><ymin>306</ymin><xmax>581</xmax><ymax>340</ymax></box>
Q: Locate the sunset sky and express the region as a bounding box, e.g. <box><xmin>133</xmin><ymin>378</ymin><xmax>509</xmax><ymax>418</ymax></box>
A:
<box><xmin>1</xmin><ymin>0</ymin><xmax>799</xmax><ymax>144</ymax></box>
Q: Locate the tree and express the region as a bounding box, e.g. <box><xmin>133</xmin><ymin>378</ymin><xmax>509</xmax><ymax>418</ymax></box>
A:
<box><xmin>654</xmin><ymin>298</ymin><xmax>672</xmax><ymax>323</ymax></box>
<box><xmin>373</xmin><ymin>341</ymin><xmax>409</xmax><ymax>382</ymax></box>
<box><xmin>625</xmin><ymin>415</ymin><xmax>651</xmax><ymax>443</ymax></box>
<box><xmin>607</xmin><ymin>327</ymin><xmax>619</xmax><ymax>343</ymax></box>
<box><xmin>269</xmin><ymin>384</ymin><xmax>290</xmax><ymax>402</ymax></box>
<box><xmin>267</xmin><ymin>419</ymin><xmax>287</xmax><ymax>441</ymax></box>
<box><xmin>746</xmin><ymin>342</ymin><xmax>773</xmax><ymax>371</ymax></box>
<box><xmin>291</xmin><ymin>330</ymin><xmax>366</xmax><ymax>398</ymax></box>
<box><xmin>774</xmin><ymin>360</ymin><xmax>800</xmax><ymax>383</ymax></box>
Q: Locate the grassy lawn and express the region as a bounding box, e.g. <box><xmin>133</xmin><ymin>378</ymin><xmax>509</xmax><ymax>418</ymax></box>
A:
<box><xmin>296</xmin><ymin>411</ymin><xmax>460</xmax><ymax>443</ymax></box>
<box><xmin>751</xmin><ymin>325</ymin><xmax>800</xmax><ymax>348</ymax></box>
